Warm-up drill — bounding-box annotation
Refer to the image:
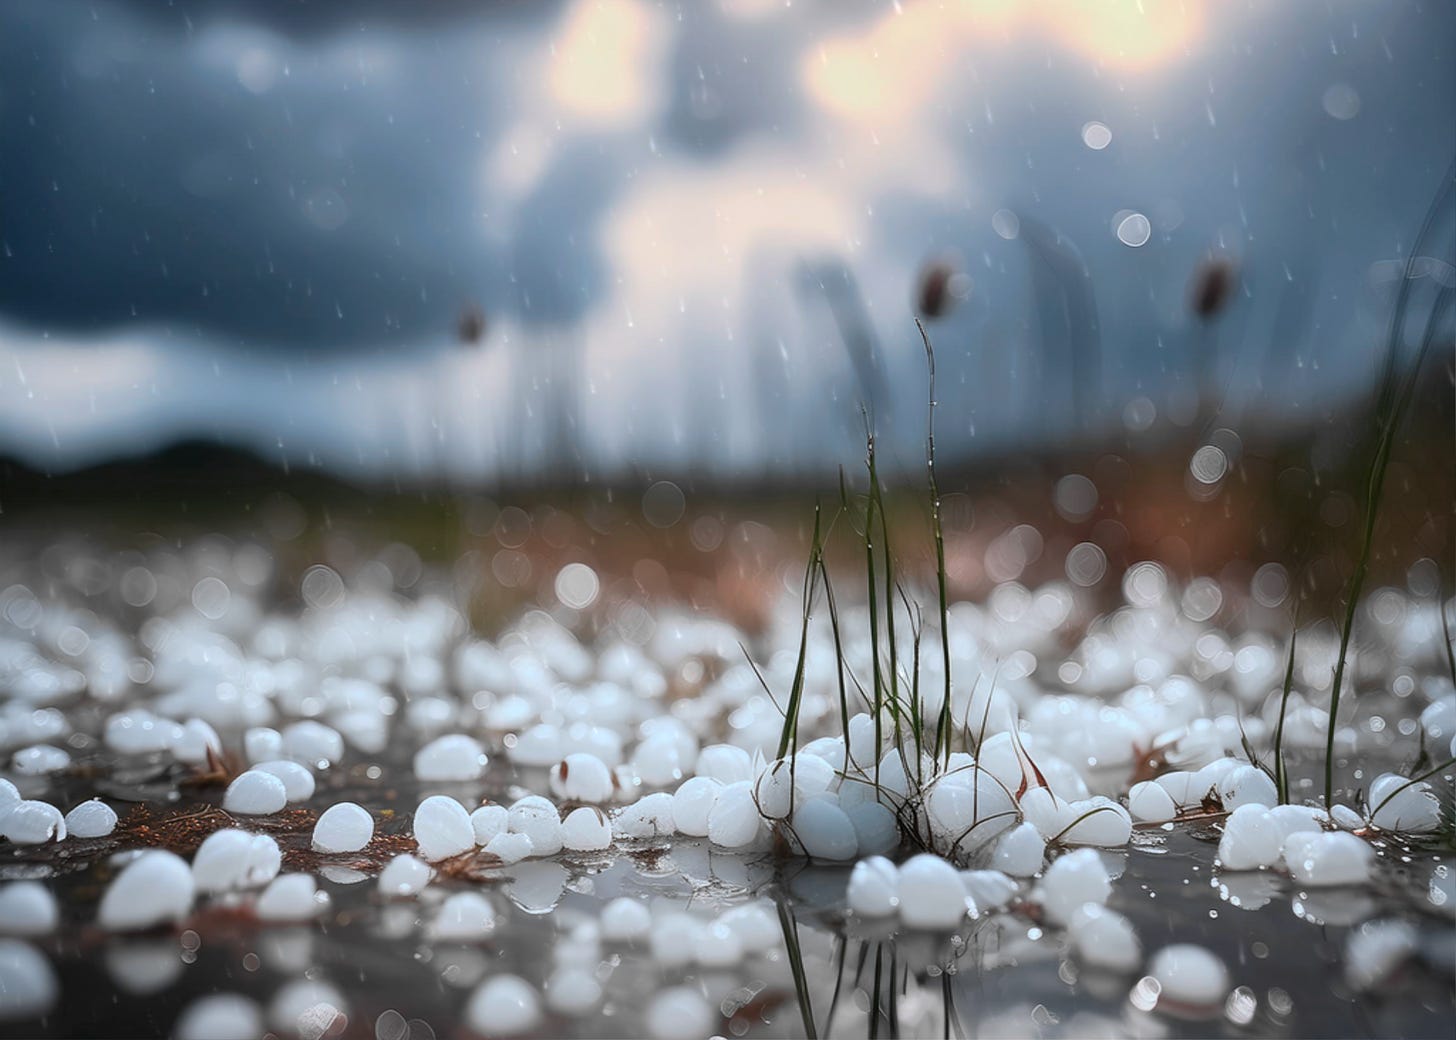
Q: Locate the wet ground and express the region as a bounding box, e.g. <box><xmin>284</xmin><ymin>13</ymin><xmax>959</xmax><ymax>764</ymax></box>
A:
<box><xmin>3</xmin><ymin>739</ymin><xmax>1451</xmax><ymax>1040</ymax></box>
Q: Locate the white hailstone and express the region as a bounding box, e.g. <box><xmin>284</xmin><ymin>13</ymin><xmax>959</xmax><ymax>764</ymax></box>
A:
<box><xmin>1191</xmin><ymin>758</ymin><xmax>1241</xmax><ymax>803</ymax></box>
<box><xmin>695</xmin><ymin>744</ymin><xmax>754</xmax><ymax>784</ymax></box>
<box><xmin>466</xmin><ymin>977</ymin><xmax>541</xmax><ymax>1037</ymax></box>
<box><xmin>1153</xmin><ymin>770</ymin><xmax>1202</xmax><ymax>808</ymax></box>
<box><xmin>1420</xmin><ymin>696</ymin><xmax>1455</xmax><ymax>743</ymax></box>
<box><xmin>791</xmin><ymin>797</ymin><xmax>858</xmax><ymax>861</ymax></box>
<box><xmin>1147</xmin><ymin>944</ymin><xmax>1229</xmax><ymax>1007</ymax></box>
<box><xmin>105</xmin><ymin>711</ymin><xmax>183</xmax><ymax>754</ymax></box>
<box><xmin>1035</xmin><ymin>848</ymin><xmax>1112</xmax><ymax>926</ymax></box>
<box><xmin>1</xmin><ymin>801</ymin><xmax>65</xmax><ymax>845</ymax></box>
<box><xmin>846</xmin><ymin>801</ymin><xmax>899</xmax><ymax>857</ymax></box>
<box><xmin>1036</xmin><ymin>755</ymin><xmax>1092</xmax><ymax>802</ymax></box>
<box><xmin>551</xmin><ymin>752</ymin><xmax>615</xmax><ymax>804</ymax></box>
<box><xmin>846</xmin><ymin>712</ymin><xmax>882</xmax><ymax>769</ymax></box>
<box><xmin>1058</xmin><ymin>797</ymin><xmax>1133</xmax><ymax>847</ymax></box>
<box><xmin>249</xmin><ymin>760</ymin><xmax>314</xmax><ymax>803</ymax></box>
<box><xmin>965</xmin><ymin>734</ymin><xmax>1020</xmax><ymax>791</ymax></box>
<box><xmin>12</xmin><ymin>745</ymin><xmax>70</xmax><ymax>775</ymax></box>
<box><xmin>646</xmin><ymin>985</ymin><xmax>715</xmax><ymax>1040</ymax></box>
<box><xmin>752</xmin><ymin>759</ymin><xmax>795</xmax><ymax>819</ymax></box>
<box><xmin>1265</xmin><ymin>804</ymin><xmax>1327</xmax><ymax>841</ymax></box>
<box><xmin>600</xmin><ymin>897</ymin><xmax>652</xmax><ymax>941</ymax></box>
<box><xmin>611</xmin><ymin>763</ymin><xmax>640</xmax><ymax>804</ymax></box>
<box><xmin>378</xmin><ymin>854</ymin><xmax>432</xmax><ymax>897</ymax></box>
<box><xmin>1127</xmin><ymin>781</ymin><xmax>1177</xmax><ymax>823</ymax></box>
<box><xmin>173</xmin><ymin>990</ymin><xmax>264</xmax><ymax>1037</ymax></box>
<box><xmin>64</xmin><ymin>798</ymin><xmax>118</xmax><ymax>838</ymax></box>
<box><xmin>631</xmin><ymin>733</ymin><xmax>688</xmax><ymax>787</ymax></box>
<box><xmin>1068</xmin><ymin>904</ymin><xmax>1141</xmax><ymax>972</ymax></box>
<box><xmin>697</xmin><ymin>919</ymin><xmax>745</xmax><ymax>969</ymax></box>
<box><xmin>847</xmin><ymin>856</ymin><xmax>900</xmax><ymax>917</ymax></box>
<box><xmin>413</xmin><ymin>734</ymin><xmax>488</xmax><ymax>782</ymax></box>
<box><xmin>927</xmin><ymin>767</ymin><xmax>1020</xmax><ymax>855</ymax></box>
<box><xmin>992</xmin><ymin>822</ymin><xmax>1047</xmax><ymax>877</ymax></box>
<box><xmin>281</xmin><ymin>721</ymin><xmax>344</xmax><ymax>769</ymax></box>
<box><xmin>613</xmin><ymin>792</ymin><xmax>677</xmax><ymax>841</ymax></box>
<box><xmin>1282</xmin><ymin>831</ymin><xmax>1374</xmax><ymax>886</ymax></box>
<box><xmin>546</xmin><ymin>966</ymin><xmax>603</xmax><ymax>1016</ymax></box>
<box><xmin>192</xmin><ymin>830</ymin><xmax>282</xmax><ymax>892</ymax></box>
<box><xmin>707</xmin><ymin>781</ymin><xmax>761</xmax><ymax>849</ymax></box>
<box><xmin>671</xmin><ymin>776</ymin><xmax>721</xmax><ymax>837</ymax></box>
<box><xmin>255</xmin><ymin>875</ymin><xmax>329</xmax><ymax>922</ymax></box>
<box><xmin>0</xmin><ymin>939</ymin><xmax>58</xmax><ymax>1021</ymax></box>
<box><xmin>267</xmin><ymin>980</ymin><xmax>347</xmax><ymax>1040</ymax></box>
<box><xmin>311</xmin><ymin>802</ymin><xmax>373</xmax><ymax>853</ymax></box>
<box><xmin>557</xmin><ymin>920</ymin><xmax>602</xmax><ymax>969</ymax></box>
<box><xmin>171</xmin><ymin>719</ymin><xmax>223</xmax><ymax>766</ymax></box>
<box><xmin>404</xmin><ymin>696</ymin><xmax>456</xmax><ymax>737</ymax></box>
<box><xmin>222</xmin><ymin>770</ymin><xmax>287</xmax><ymax>816</ymax></box>
<box><xmin>801</xmin><ymin>734</ymin><xmax>848</xmax><ymax>772</ymax></box>
<box><xmin>484</xmin><ymin>830</ymin><xmax>534</xmax><ymax>865</ymax></box>
<box><xmin>0</xmin><ymin>778</ymin><xmax>18</xmax><ymax>810</ymax></box>
<box><xmin>173</xmin><ymin>994</ymin><xmax>265</xmax><ymax>1040</ymax></box>
<box><xmin>470</xmin><ymin>804</ymin><xmax>509</xmax><ymax>845</ymax></box>
<box><xmin>560</xmin><ymin>807</ymin><xmax>612</xmax><ymax>852</ymax></box>
<box><xmin>789</xmin><ymin>754</ymin><xmax>837</xmax><ymax>798</ymax></box>
<box><xmin>413</xmin><ymin>795</ymin><xmax>475</xmax><ymax>862</ymax></box>
<box><xmin>336</xmin><ymin>711</ymin><xmax>392</xmax><ymax>756</ymax></box>
<box><xmin>508</xmin><ymin>796</ymin><xmax>564</xmax><ymax>856</ymax></box>
<box><xmin>431</xmin><ymin>891</ymin><xmax>497</xmax><ymax>941</ymax></box>
<box><xmin>244</xmin><ymin>727</ymin><xmax>283</xmax><ymax>764</ymax></box>
<box><xmin>1020</xmin><ymin>787</ymin><xmax>1074</xmax><ymax>841</ymax></box>
<box><xmin>1367</xmin><ymin>773</ymin><xmax>1442</xmax><ymax>833</ymax></box>
<box><xmin>717</xmin><ymin>902</ymin><xmax>779</xmax><ymax>953</ymax></box>
<box><xmin>961</xmin><ymin>870</ymin><xmax>1018</xmax><ymax>913</ymax></box>
<box><xmin>1217</xmin><ymin>764</ymin><xmax>1278</xmax><ymax>810</ymax></box>
<box><xmin>0</xmin><ymin>883</ymin><xmax>58</xmax><ymax>936</ymax></box>
<box><xmin>1329</xmin><ymin>803</ymin><xmax>1364</xmax><ymax>830</ymax></box>
<box><xmin>508</xmin><ymin>723</ymin><xmax>565</xmax><ymax>767</ymax></box>
<box><xmin>98</xmin><ymin>850</ymin><xmax>195</xmax><ymax>931</ymax></box>
<box><xmin>874</xmin><ymin>748</ymin><xmax>935</xmax><ymax>802</ymax></box>
<box><xmin>649</xmin><ymin>912</ymin><xmax>706</xmax><ymax>967</ymax></box>
<box><xmin>897</xmin><ymin>854</ymin><xmax>969</xmax><ymax>930</ymax></box>
<box><xmin>1216</xmin><ymin>805</ymin><xmax>1283</xmax><ymax>871</ymax></box>
<box><xmin>1344</xmin><ymin>920</ymin><xmax>1418</xmax><ymax>991</ymax></box>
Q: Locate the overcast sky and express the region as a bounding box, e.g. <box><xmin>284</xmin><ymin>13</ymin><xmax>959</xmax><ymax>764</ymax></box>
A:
<box><xmin>0</xmin><ymin>0</ymin><xmax>1451</xmax><ymax>482</ymax></box>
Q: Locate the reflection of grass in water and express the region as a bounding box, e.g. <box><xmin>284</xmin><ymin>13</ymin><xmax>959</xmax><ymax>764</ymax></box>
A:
<box><xmin>776</xmin><ymin>895</ymin><xmax>819</xmax><ymax>1039</ymax></box>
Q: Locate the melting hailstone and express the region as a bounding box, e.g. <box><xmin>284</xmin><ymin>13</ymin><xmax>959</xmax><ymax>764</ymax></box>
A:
<box><xmin>412</xmin><ymin>796</ymin><xmax>475</xmax><ymax>861</ymax></box>
<box><xmin>98</xmin><ymin>851</ymin><xmax>195</xmax><ymax>931</ymax></box>
<box><xmin>1147</xmin><ymin>944</ymin><xmax>1229</xmax><ymax>1007</ymax></box>
<box><xmin>222</xmin><ymin>770</ymin><xmax>287</xmax><ymax>816</ymax></box>
<box><xmin>255</xmin><ymin>874</ymin><xmax>329</xmax><ymax>921</ymax></box>
<box><xmin>191</xmin><ymin>829</ymin><xmax>282</xmax><ymax>892</ymax></box>
<box><xmin>311</xmin><ymin>802</ymin><xmax>373</xmax><ymax>853</ymax></box>
<box><xmin>464</xmin><ymin>976</ymin><xmax>540</xmax><ymax>1036</ymax></box>
<box><xmin>173</xmin><ymin>994</ymin><xmax>264</xmax><ymax>1040</ymax></box>
<box><xmin>0</xmin><ymin>883</ymin><xmax>59</xmax><ymax>937</ymax></box>
<box><xmin>897</xmin><ymin>854</ymin><xmax>968</xmax><ymax>929</ymax></box>
<box><xmin>63</xmin><ymin>799</ymin><xmax>118</xmax><ymax>838</ymax></box>
<box><xmin>413</xmin><ymin>734</ymin><xmax>488</xmax><ymax>782</ymax></box>
<box><xmin>378</xmin><ymin>854</ymin><xmax>432</xmax><ymax>897</ymax></box>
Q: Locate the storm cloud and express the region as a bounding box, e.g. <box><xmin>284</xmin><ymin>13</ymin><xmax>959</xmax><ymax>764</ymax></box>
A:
<box><xmin>0</xmin><ymin>0</ymin><xmax>1451</xmax><ymax>480</ymax></box>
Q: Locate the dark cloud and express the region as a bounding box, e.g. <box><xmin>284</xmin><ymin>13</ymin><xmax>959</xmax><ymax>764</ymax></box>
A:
<box><xmin>0</xmin><ymin>0</ymin><xmax>1451</xmax><ymax>477</ymax></box>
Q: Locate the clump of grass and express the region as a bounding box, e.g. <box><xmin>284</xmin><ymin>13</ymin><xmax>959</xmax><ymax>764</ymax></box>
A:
<box><xmin>752</xmin><ymin>323</ymin><xmax>1042</xmax><ymax>863</ymax></box>
<box><xmin>1323</xmin><ymin>164</ymin><xmax>1454</xmax><ymax>805</ymax></box>
<box><xmin>1272</xmin><ymin>620</ymin><xmax>1298</xmax><ymax>804</ymax></box>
